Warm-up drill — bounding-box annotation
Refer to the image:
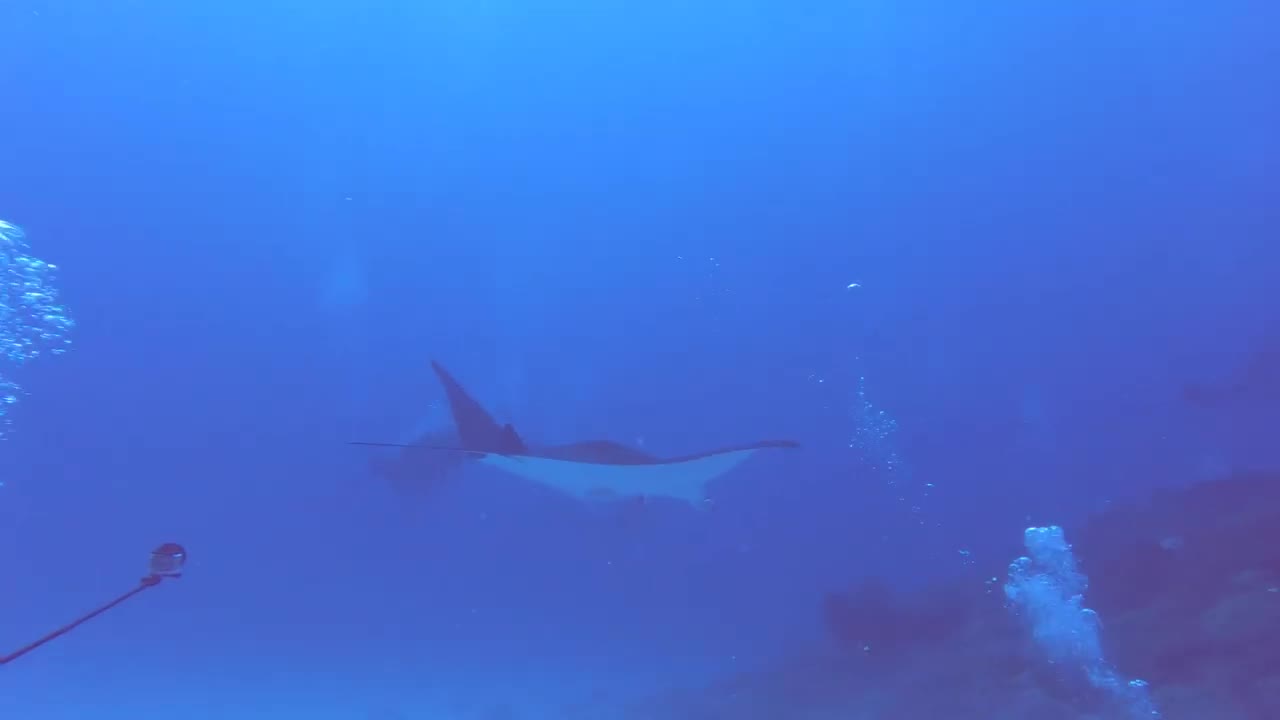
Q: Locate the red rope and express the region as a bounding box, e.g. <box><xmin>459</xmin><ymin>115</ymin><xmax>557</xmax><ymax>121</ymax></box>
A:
<box><xmin>1</xmin><ymin>576</ymin><xmax>164</xmax><ymax>666</ymax></box>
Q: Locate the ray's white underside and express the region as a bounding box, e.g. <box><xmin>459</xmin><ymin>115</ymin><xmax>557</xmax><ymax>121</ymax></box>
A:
<box><xmin>477</xmin><ymin>448</ymin><xmax>761</xmax><ymax>506</ymax></box>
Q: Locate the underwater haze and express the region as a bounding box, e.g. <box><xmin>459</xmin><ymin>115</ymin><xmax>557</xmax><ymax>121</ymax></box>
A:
<box><xmin>2</xmin><ymin>1</ymin><xmax>1278</xmax><ymax>718</ymax></box>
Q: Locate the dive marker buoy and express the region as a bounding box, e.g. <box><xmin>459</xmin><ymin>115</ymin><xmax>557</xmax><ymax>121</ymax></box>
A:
<box><xmin>1</xmin><ymin>542</ymin><xmax>187</xmax><ymax>666</ymax></box>
<box><xmin>147</xmin><ymin>542</ymin><xmax>187</xmax><ymax>579</ymax></box>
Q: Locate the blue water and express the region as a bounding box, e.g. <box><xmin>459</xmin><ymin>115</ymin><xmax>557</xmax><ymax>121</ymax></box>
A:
<box><xmin>2</xmin><ymin>2</ymin><xmax>1277</xmax><ymax>718</ymax></box>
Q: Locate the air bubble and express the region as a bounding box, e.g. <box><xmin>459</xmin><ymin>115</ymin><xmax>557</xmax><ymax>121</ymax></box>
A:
<box><xmin>1</xmin><ymin>220</ymin><xmax>74</xmax><ymax>436</ymax></box>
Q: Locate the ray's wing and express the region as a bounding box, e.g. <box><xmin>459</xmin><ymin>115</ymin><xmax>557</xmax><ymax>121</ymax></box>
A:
<box><xmin>430</xmin><ymin>360</ymin><xmax>528</xmax><ymax>454</ymax></box>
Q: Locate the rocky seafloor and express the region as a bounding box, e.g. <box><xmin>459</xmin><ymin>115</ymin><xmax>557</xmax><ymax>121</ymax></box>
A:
<box><xmin>565</xmin><ymin>469</ymin><xmax>1280</xmax><ymax>720</ymax></box>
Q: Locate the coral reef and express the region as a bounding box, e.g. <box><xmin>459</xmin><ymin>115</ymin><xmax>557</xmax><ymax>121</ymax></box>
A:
<box><xmin>582</xmin><ymin>470</ymin><xmax>1280</xmax><ymax>719</ymax></box>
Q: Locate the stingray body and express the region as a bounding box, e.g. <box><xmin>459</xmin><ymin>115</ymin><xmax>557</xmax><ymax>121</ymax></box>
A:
<box><xmin>368</xmin><ymin>426</ymin><xmax>464</xmax><ymax>500</ymax></box>
<box><xmin>362</xmin><ymin>361</ymin><xmax>798</xmax><ymax>507</ymax></box>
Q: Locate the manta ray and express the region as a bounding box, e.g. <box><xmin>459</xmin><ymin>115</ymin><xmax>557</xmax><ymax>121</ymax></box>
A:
<box><xmin>356</xmin><ymin>361</ymin><xmax>798</xmax><ymax>507</ymax></box>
